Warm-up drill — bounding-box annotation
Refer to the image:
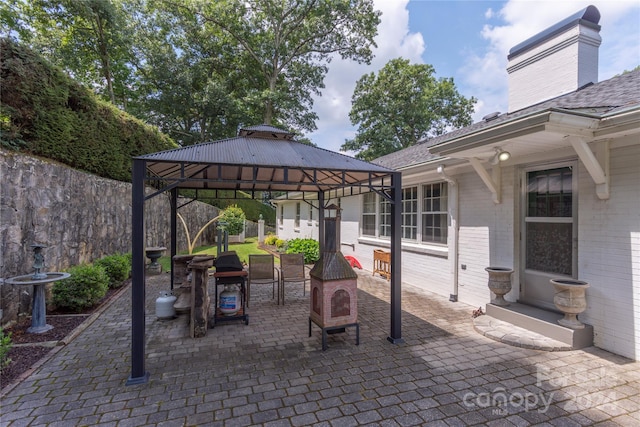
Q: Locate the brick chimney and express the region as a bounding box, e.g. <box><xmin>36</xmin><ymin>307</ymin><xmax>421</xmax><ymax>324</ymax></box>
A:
<box><xmin>507</xmin><ymin>5</ymin><xmax>601</xmax><ymax>112</ymax></box>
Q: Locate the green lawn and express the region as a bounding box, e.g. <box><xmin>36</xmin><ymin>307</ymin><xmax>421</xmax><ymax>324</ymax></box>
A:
<box><xmin>157</xmin><ymin>237</ymin><xmax>271</xmax><ymax>272</ymax></box>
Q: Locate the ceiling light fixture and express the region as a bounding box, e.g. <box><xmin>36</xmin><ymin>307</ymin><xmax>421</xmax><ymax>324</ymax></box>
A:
<box><xmin>490</xmin><ymin>148</ymin><xmax>511</xmax><ymax>165</ymax></box>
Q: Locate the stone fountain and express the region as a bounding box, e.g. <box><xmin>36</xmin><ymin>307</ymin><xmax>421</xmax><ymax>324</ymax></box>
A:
<box><xmin>4</xmin><ymin>244</ymin><xmax>70</xmax><ymax>333</ymax></box>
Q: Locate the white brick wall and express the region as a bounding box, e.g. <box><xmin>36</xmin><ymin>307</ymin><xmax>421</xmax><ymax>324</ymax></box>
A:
<box><xmin>274</xmin><ymin>201</ymin><xmax>319</xmax><ymax>241</ymax></box>
<box><xmin>275</xmin><ymin>145</ymin><xmax>640</xmax><ymax>360</ymax></box>
<box><xmin>576</xmin><ymin>143</ymin><xmax>640</xmax><ymax>360</ymax></box>
<box><xmin>456</xmin><ymin>166</ymin><xmax>517</xmax><ymax>308</ymax></box>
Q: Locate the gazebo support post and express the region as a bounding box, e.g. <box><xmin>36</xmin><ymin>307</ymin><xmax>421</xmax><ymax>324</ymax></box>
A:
<box><xmin>318</xmin><ymin>192</ymin><xmax>325</xmax><ymax>252</ymax></box>
<box><xmin>170</xmin><ymin>188</ymin><xmax>178</xmax><ymax>290</ymax></box>
<box><xmin>388</xmin><ymin>172</ymin><xmax>403</xmax><ymax>344</ymax></box>
<box><xmin>127</xmin><ymin>158</ymin><xmax>150</xmax><ymax>385</ymax></box>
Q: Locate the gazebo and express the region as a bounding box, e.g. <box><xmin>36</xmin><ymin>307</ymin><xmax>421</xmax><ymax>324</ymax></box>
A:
<box><xmin>127</xmin><ymin>125</ymin><xmax>403</xmax><ymax>385</ymax></box>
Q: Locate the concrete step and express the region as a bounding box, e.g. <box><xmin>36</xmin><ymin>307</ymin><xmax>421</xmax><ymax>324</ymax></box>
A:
<box><xmin>485</xmin><ymin>302</ymin><xmax>593</xmax><ymax>349</ymax></box>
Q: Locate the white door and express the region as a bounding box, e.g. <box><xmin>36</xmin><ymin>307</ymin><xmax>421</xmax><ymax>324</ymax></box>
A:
<box><xmin>520</xmin><ymin>163</ymin><xmax>577</xmax><ymax>310</ymax></box>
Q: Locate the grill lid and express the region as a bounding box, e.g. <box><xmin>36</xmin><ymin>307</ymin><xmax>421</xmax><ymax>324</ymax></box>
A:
<box><xmin>215</xmin><ymin>251</ymin><xmax>243</xmax><ymax>272</ymax></box>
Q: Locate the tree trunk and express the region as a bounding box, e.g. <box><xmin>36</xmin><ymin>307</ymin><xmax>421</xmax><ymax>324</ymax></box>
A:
<box><xmin>96</xmin><ymin>15</ymin><xmax>116</xmax><ymax>104</ymax></box>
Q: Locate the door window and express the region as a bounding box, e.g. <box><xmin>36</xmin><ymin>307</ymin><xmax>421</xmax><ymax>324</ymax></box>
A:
<box><xmin>525</xmin><ymin>167</ymin><xmax>573</xmax><ymax>275</ymax></box>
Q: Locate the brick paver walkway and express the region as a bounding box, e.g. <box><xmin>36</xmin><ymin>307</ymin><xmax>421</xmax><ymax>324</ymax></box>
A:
<box><xmin>1</xmin><ymin>270</ymin><xmax>639</xmax><ymax>426</ymax></box>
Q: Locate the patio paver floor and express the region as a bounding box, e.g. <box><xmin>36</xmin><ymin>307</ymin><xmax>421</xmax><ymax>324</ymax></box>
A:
<box><xmin>1</xmin><ymin>270</ymin><xmax>638</xmax><ymax>426</ymax></box>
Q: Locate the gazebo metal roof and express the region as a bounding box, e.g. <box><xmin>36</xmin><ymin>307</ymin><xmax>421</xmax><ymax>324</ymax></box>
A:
<box><xmin>128</xmin><ymin>125</ymin><xmax>403</xmax><ymax>385</ymax></box>
<box><xmin>137</xmin><ymin>125</ymin><xmax>394</xmax><ymax>194</ymax></box>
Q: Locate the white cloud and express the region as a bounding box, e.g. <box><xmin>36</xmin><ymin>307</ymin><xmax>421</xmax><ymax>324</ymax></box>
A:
<box><xmin>308</xmin><ymin>0</ymin><xmax>424</xmax><ymax>153</ymax></box>
<box><xmin>310</xmin><ymin>0</ymin><xmax>640</xmax><ymax>152</ymax></box>
<box><xmin>459</xmin><ymin>0</ymin><xmax>640</xmax><ymax>122</ymax></box>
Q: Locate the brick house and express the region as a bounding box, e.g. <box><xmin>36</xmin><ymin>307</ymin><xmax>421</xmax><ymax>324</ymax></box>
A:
<box><xmin>275</xmin><ymin>6</ymin><xmax>640</xmax><ymax>360</ymax></box>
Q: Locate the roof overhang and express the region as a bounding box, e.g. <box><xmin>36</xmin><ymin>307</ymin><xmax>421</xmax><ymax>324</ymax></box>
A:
<box><xmin>428</xmin><ymin>108</ymin><xmax>606</xmax><ymax>161</ymax></box>
<box><xmin>425</xmin><ymin>106</ymin><xmax>640</xmax><ymax>203</ymax></box>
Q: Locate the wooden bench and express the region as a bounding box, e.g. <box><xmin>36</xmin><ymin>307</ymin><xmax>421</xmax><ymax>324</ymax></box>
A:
<box><xmin>373</xmin><ymin>249</ymin><xmax>391</xmax><ymax>280</ymax></box>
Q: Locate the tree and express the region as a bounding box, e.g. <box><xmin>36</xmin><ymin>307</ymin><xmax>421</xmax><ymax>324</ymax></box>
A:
<box><xmin>124</xmin><ymin>0</ymin><xmax>254</xmax><ymax>145</ymax></box>
<box><xmin>166</xmin><ymin>0</ymin><xmax>381</xmax><ymax>134</ymax></box>
<box><xmin>4</xmin><ymin>0</ymin><xmax>134</xmax><ymax>106</ymax></box>
<box><xmin>342</xmin><ymin>58</ymin><xmax>476</xmax><ymax>161</ymax></box>
<box><xmin>3</xmin><ymin>0</ymin><xmax>382</xmax><ymax>144</ymax></box>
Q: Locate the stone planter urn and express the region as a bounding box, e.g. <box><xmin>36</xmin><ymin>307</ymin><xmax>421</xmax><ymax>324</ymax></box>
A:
<box><xmin>550</xmin><ymin>278</ymin><xmax>589</xmax><ymax>329</ymax></box>
<box><xmin>485</xmin><ymin>267</ymin><xmax>514</xmax><ymax>307</ymax></box>
<box><xmin>145</xmin><ymin>246</ymin><xmax>166</xmax><ymax>274</ymax></box>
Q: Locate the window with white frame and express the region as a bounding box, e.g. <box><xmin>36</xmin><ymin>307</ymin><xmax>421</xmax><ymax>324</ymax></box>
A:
<box><xmin>422</xmin><ymin>183</ymin><xmax>448</xmax><ymax>244</ymax></box>
<box><xmin>279</xmin><ymin>205</ymin><xmax>284</xmax><ymax>226</ymax></box>
<box><xmin>362</xmin><ymin>192</ymin><xmax>376</xmax><ymax>236</ymax></box>
<box><xmin>295</xmin><ymin>202</ymin><xmax>300</xmax><ymax>228</ymax></box>
<box><xmin>360</xmin><ymin>182</ymin><xmax>448</xmax><ymax>245</ymax></box>
<box><xmin>402</xmin><ymin>187</ymin><xmax>418</xmax><ymax>240</ymax></box>
<box><xmin>379</xmin><ymin>196</ymin><xmax>391</xmax><ymax>238</ymax></box>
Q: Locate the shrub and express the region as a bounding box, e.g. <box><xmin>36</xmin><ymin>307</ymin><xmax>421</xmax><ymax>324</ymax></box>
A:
<box><xmin>286</xmin><ymin>238</ymin><xmax>319</xmax><ymax>264</ymax></box>
<box><xmin>275</xmin><ymin>239</ymin><xmax>287</xmax><ymax>251</ymax></box>
<box><xmin>0</xmin><ymin>328</ymin><xmax>12</xmax><ymax>373</ymax></box>
<box><xmin>264</xmin><ymin>234</ymin><xmax>278</xmax><ymax>246</ymax></box>
<box><xmin>94</xmin><ymin>253</ymin><xmax>130</xmax><ymax>288</ymax></box>
<box><xmin>219</xmin><ymin>205</ymin><xmax>246</xmax><ymax>235</ymax></box>
<box><xmin>53</xmin><ymin>264</ymin><xmax>109</xmax><ymax>311</ymax></box>
<box><xmin>1</xmin><ymin>39</ymin><xmax>177</xmax><ymax>182</ymax></box>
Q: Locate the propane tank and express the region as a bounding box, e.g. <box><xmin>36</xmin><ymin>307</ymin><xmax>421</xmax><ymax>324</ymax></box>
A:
<box><xmin>219</xmin><ymin>284</ymin><xmax>241</xmax><ymax>316</ymax></box>
<box><xmin>156</xmin><ymin>291</ymin><xmax>177</xmax><ymax>319</ymax></box>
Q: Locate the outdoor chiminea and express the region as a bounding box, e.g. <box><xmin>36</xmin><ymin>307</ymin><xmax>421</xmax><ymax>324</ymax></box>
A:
<box><xmin>309</xmin><ymin>204</ymin><xmax>359</xmax><ymax>350</ymax></box>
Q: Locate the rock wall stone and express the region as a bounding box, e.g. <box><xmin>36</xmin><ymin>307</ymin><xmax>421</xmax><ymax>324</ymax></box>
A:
<box><xmin>0</xmin><ymin>150</ymin><xmax>220</xmax><ymax>325</ymax></box>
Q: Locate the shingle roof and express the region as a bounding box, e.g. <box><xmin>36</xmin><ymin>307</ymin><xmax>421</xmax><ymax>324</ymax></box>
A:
<box><xmin>372</xmin><ymin>70</ymin><xmax>640</xmax><ymax>170</ymax></box>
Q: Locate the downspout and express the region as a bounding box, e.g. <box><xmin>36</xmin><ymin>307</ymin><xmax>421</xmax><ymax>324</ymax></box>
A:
<box><xmin>437</xmin><ymin>165</ymin><xmax>459</xmax><ymax>302</ymax></box>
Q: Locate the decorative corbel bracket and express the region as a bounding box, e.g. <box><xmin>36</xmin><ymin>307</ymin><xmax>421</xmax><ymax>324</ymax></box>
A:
<box><xmin>468</xmin><ymin>157</ymin><xmax>501</xmax><ymax>204</ymax></box>
<box><xmin>567</xmin><ymin>136</ymin><xmax>610</xmax><ymax>200</ymax></box>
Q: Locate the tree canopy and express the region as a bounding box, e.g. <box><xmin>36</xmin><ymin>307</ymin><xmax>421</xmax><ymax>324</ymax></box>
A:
<box><xmin>342</xmin><ymin>58</ymin><xmax>476</xmax><ymax>161</ymax></box>
<box><xmin>2</xmin><ymin>0</ymin><xmax>134</xmax><ymax>106</ymax></box>
<box><xmin>1</xmin><ymin>0</ymin><xmax>381</xmax><ymax>146</ymax></box>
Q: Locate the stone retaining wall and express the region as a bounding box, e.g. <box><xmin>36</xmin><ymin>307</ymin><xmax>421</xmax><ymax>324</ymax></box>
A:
<box><xmin>0</xmin><ymin>150</ymin><xmax>221</xmax><ymax>325</ymax></box>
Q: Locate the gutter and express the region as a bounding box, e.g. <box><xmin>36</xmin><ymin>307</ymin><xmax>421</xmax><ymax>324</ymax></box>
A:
<box><xmin>430</xmin><ymin>108</ymin><xmax>602</xmax><ymax>156</ymax></box>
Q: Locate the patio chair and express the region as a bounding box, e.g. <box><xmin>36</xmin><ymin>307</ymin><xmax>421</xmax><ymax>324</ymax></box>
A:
<box><xmin>280</xmin><ymin>253</ymin><xmax>311</xmax><ymax>305</ymax></box>
<box><xmin>247</xmin><ymin>254</ymin><xmax>280</xmax><ymax>306</ymax></box>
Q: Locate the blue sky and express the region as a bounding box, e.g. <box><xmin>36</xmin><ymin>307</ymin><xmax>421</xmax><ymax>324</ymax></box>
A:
<box><xmin>307</xmin><ymin>0</ymin><xmax>640</xmax><ymax>154</ymax></box>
